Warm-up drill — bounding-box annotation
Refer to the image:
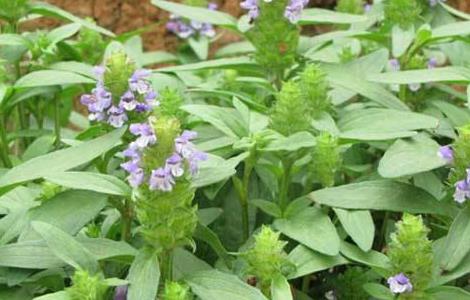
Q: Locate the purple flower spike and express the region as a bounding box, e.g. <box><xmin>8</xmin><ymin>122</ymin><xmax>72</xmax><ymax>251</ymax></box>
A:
<box><xmin>121</xmin><ymin>159</ymin><xmax>140</xmax><ymax>173</ymax></box>
<box><xmin>114</xmin><ymin>285</ymin><xmax>128</xmax><ymax>300</ymax></box>
<box><xmin>387</xmin><ymin>273</ymin><xmax>413</xmax><ymax>294</ymax></box>
<box><xmin>129</xmin><ymin>69</ymin><xmax>152</xmax><ymax>95</ymax></box>
<box><xmin>149</xmin><ymin>168</ymin><xmax>175</xmax><ymax>192</ymax></box>
<box><xmin>438</xmin><ymin>145</ymin><xmax>453</xmax><ymax>163</ymax></box>
<box><xmin>166</xmin><ymin>153</ymin><xmax>185</xmax><ymax>177</ymax></box>
<box><xmin>241</xmin><ymin>0</ymin><xmax>260</xmax><ymax>20</ymax></box>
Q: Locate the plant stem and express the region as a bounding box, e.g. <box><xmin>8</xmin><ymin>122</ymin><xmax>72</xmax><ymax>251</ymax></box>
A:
<box><xmin>0</xmin><ymin>114</ymin><xmax>12</xmax><ymax>168</ymax></box>
<box><xmin>160</xmin><ymin>250</ymin><xmax>174</xmax><ymax>283</ymax></box>
<box><xmin>378</xmin><ymin>211</ymin><xmax>390</xmax><ymax>250</ymax></box>
<box><xmin>279</xmin><ymin>159</ymin><xmax>293</xmax><ymax>211</ymax></box>
<box><xmin>120</xmin><ymin>198</ymin><xmax>133</xmax><ymax>242</ymax></box>
<box><xmin>53</xmin><ymin>95</ymin><xmax>61</xmax><ymax>149</ymax></box>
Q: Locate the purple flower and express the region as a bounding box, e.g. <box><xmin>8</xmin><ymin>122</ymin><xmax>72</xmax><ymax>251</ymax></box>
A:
<box><xmin>123</xmin><ymin>142</ymin><xmax>141</xmax><ymax>159</ymax></box>
<box><xmin>107</xmin><ymin>106</ymin><xmax>128</xmax><ymax>128</ymax></box>
<box><xmin>438</xmin><ymin>145</ymin><xmax>453</xmax><ymax>163</ymax></box>
<box><xmin>284</xmin><ymin>0</ymin><xmax>309</xmax><ymax>23</ymax></box>
<box><xmin>119</xmin><ymin>90</ymin><xmax>137</xmax><ymax>111</ymax></box>
<box><xmin>408</xmin><ymin>83</ymin><xmax>422</xmax><ymax>92</ymax></box>
<box><xmin>121</xmin><ymin>159</ymin><xmax>140</xmax><ymax>173</ymax></box>
<box><xmin>454</xmin><ymin>170</ymin><xmax>470</xmax><ymax>204</ymax></box>
<box><xmin>93</xmin><ymin>66</ymin><xmax>106</xmax><ymax>79</ymax></box>
<box><xmin>389</xmin><ymin>59</ymin><xmax>401</xmax><ymax>72</ymax></box>
<box><xmin>364</xmin><ymin>4</ymin><xmax>372</xmax><ymax>12</ymax></box>
<box><xmin>80</xmin><ymin>86</ymin><xmax>112</xmax><ymax>114</ymax></box>
<box><xmin>114</xmin><ymin>285</ymin><xmax>128</xmax><ymax>300</ymax></box>
<box><xmin>166</xmin><ymin>153</ymin><xmax>185</xmax><ymax>177</ymax></box>
<box><xmin>208</xmin><ymin>2</ymin><xmax>218</xmax><ymax>10</ymax></box>
<box><xmin>387</xmin><ymin>273</ymin><xmax>413</xmax><ymax>294</ymax></box>
<box><xmin>128</xmin><ymin>168</ymin><xmax>144</xmax><ymax>188</ymax></box>
<box><xmin>129</xmin><ymin>69</ymin><xmax>152</xmax><ymax>95</ymax></box>
<box><xmin>428</xmin><ymin>57</ymin><xmax>438</xmax><ymax>69</ymax></box>
<box><xmin>241</xmin><ymin>0</ymin><xmax>260</xmax><ymax>20</ymax></box>
<box><xmin>175</xmin><ymin>130</ymin><xmax>198</xmax><ymax>158</ymax></box>
<box><xmin>129</xmin><ymin>122</ymin><xmax>157</xmax><ymax>148</ymax></box>
<box><xmin>188</xmin><ymin>150</ymin><xmax>208</xmax><ymax>175</ymax></box>
<box><xmin>149</xmin><ymin>167</ymin><xmax>175</xmax><ymax>191</ymax></box>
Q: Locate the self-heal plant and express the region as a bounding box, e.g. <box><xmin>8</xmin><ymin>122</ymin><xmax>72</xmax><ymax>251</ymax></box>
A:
<box><xmin>387</xmin><ymin>214</ymin><xmax>433</xmax><ymax>299</ymax></box>
<box><xmin>80</xmin><ymin>53</ymin><xmax>159</xmax><ymax>128</ymax></box>
<box><xmin>241</xmin><ymin>226</ymin><xmax>292</xmax><ymax>297</ymax></box>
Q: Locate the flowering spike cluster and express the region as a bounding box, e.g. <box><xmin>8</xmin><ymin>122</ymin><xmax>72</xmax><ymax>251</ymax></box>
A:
<box><xmin>242</xmin><ymin>226</ymin><xmax>291</xmax><ymax>296</ymax></box>
<box><xmin>241</xmin><ymin>0</ymin><xmax>309</xmax><ymax>24</ymax></box>
<box><xmin>387</xmin><ymin>214</ymin><xmax>433</xmax><ymax>298</ymax></box>
<box><xmin>67</xmin><ymin>270</ymin><xmax>108</xmax><ymax>300</ymax></box>
<box><xmin>440</xmin><ymin>126</ymin><xmax>470</xmax><ymax>203</ymax></box>
<box><xmin>310</xmin><ymin>132</ymin><xmax>341</xmax><ymax>187</ymax></box>
<box><xmin>384</xmin><ymin>0</ymin><xmax>422</xmax><ymax>29</ymax></box>
<box><xmin>166</xmin><ymin>3</ymin><xmax>217</xmax><ymax>39</ymax></box>
<box><xmin>121</xmin><ymin>122</ymin><xmax>207</xmax><ymax>191</ymax></box>
<box><xmin>300</xmin><ymin>64</ymin><xmax>332</xmax><ymax>118</ymax></box>
<box><xmin>80</xmin><ymin>65</ymin><xmax>158</xmax><ymax>128</ymax></box>
<box><xmin>387</xmin><ymin>273</ymin><xmax>413</xmax><ymax>294</ymax></box>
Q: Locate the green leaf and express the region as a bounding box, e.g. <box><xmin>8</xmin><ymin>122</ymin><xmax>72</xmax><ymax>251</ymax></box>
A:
<box><xmin>262</xmin><ymin>132</ymin><xmax>316</xmax><ymax>152</ymax></box>
<box><xmin>438</xmin><ymin>205</ymin><xmax>470</xmax><ymax>271</ymax></box>
<box><xmin>362</xmin><ymin>283</ymin><xmax>394</xmax><ymax>300</ymax></box>
<box><xmin>127</xmin><ymin>249</ymin><xmax>160</xmax><ymax>300</ymax></box>
<box><xmin>339</xmin><ymin>241</ymin><xmax>389</xmax><ymax>269</ymax></box>
<box><xmin>0</xmin><ymin>238</ymin><xmax>136</xmax><ymax>269</ymax></box>
<box><xmin>29</xmin><ymin>2</ymin><xmax>115</xmax><ymax>37</ymax></box>
<box><xmin>299</xmin><ymin>8</ymin><xmax>367</xmax><ymax>25</ymax></box>
<box><xmin>369</xmin><ymin>67</ymin><xmax>470</xmax><ymax>84</ymax></box>
<box><xmin>323</xmin><ymin>64</ymin><xmax>409</xmax><ymax>111</ymax></box>
<box><xmin>141</xmin><ymin>51</ymin><xmax>177</xmax><ymax>66</ymax></box>
<box><xmin>338</xmin><ymin>108</ymin><xmax>439</xmax><ymax>141</ymax></box>
<box><xmin>34</xmin><ymin>291</ymin><xmax>70</xmax><ymax>300</ymax></box>
<box><xmin>15</xmin><ymin>70</ymin><xmax>95</xmax><ymax>88</ymax></box>
<box><xmin>151</xmin><ymin>0</ymin><xmax>237</xmax><ymax>28</ymax></box>
<box><xmin>378</xmin><ymin>135</ymin><xmax>447</xmax><ymax>178</ymax></box>
<box><xmin>432</xmin><ymin>21</ymin><xmax>470</xmax><ymax>39</ymax></box>
<box><xmin>193</xmin><ymin>153</ymin><xmax>246</xmax><ymax>188</ymax></box>
<box><xmin>430</xmin><ymin>100</ymin><xmax>470</xmax><ymax>127</ymax></box>
<box><xmin>287</xmin><ymin>245</ymin><xmax>348</xmax><ymax>279</ymax></box>
<box><xmin>46</xmin><ymin>23</ymin><xmax>81</xmax><ymax>47</ymax></box>
<box><xmin>274</xmin><ymin>207</ymin><xmax>340</xmax><ymax>256</ymax></box>
<box><xmin>310</xmin><ymin>180</ymin><xmax>453</xmax><ymax>215</ymax></box>
<box><xmin>198</xmin><ymin>208</ymin><xmax>223</xmax><ymax>226</ymax></box>
<box><xmin>0</xmin><ymin>127</ymin><xmax>125</xmax><ymax>187</ymax></box>
<box><xmin>32</xmin><ymin>221</ymin><xmax>99</xmax><ymax>273</ymax></box>
<box><xmin>271</xmin><ymin>274</ymin><xmax>292</xmax><ymax>300</ymax></box>
<box><xmin>182</xmin><ymin>104</ymin><xmax>247</xmax><ymax>138</ymax></box>
<box><xmin>157</xmin><ymin>57</ymin><xmax>256</xmax><ymax>72</ymax></box>
<box><xmin>392</xmin><ymin>24</ymin><xmax>414</xmax><ymax>57</ymax></box>
<box><xmin>186</xmin><ymin>270</ymin><xmax>268</xmax><ymax>300</ymax></box>
<box><xmin>189</xmin><ymin>37</ymin><xmax>209</xmax><ymax>61</ymax></box>
<box><xmin>173</xmin><ymin>248</ymin><xmax>212</xmax><ymax>280</ymax></box>
<box><xmin>439</xmin><ymin>2</ymin><xmax>470</xmax><ymax>21</ymax></box>
<box><xmin>333</xmin><ymin>208</ymin><xmax>374</xmax><ymax>252</ymax></box>
<box><xmin>48</xmin><ymin>61</ymin><xmax>96</xmax><ymax>79</ymax></box>
<box><xmin>44</xmin><ymin>172</ymin><xmax>131</xmax><ymax>197</ymax></box>
<box><xmin>251</xmin><ymin>199</ymin><xmax>282</xmax><ymax>218</ymax></box>
<box><xmin>215</xmin><ymin>41</ymin><xmax>255</xmax><ymax>58</ymax></box>
<box><xmin>0</xmin><ymin>34</ymin><xmax>30</xmax><ymax>47</ymax></box>
<box><xmin>194</xmin><ymin>223</ymin><xmax>231</xmax><ymax>267</ymax></box>
<box><xmin>427</xmin><ymin>286</ymin><xmax>470</xmax><ymax>299</ymax></box>
<box><xmin>21</xmin><ymin>190</ymin><xmax>107</xmax><ymax>241</ymax></box>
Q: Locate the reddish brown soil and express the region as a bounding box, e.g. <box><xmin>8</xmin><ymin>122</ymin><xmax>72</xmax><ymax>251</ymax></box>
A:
<box><xmin>30</xmin><ymin>0</ymin><xmax>470</xmax><ymax>52</ymax></box>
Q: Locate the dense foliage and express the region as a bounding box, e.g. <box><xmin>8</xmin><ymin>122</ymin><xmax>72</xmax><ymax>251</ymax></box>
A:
<box><xmin>1</xmin><ymin>0</ymin><xmax>470</xmax><ymax>299</ymax></box>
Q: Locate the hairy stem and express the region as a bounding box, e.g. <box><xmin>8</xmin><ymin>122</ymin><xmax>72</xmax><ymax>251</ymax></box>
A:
<box><xmin>120</xmin><ymin>198</ymin><xmax>134</xmax><ymax>242</ymax></box>
<box><xmin>279</xmin><ymin>159</ymin><xmax>293</xmax><ymax>211</ymax></box>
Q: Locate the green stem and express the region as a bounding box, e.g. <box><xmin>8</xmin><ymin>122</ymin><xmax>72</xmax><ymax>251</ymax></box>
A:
<box><xmin>279</xmin><ymin>159</ymin><xmax>293</xmax><ymax>211</ymax></box>
<box><xmin>160</xmin><ymin>250</ymin><xmax>174</xmax><ymax>283</ymax></box>
<box><xmin>0</xmin><ymin>115</ymin><xmax>12</xmax><ymax>168</ymax></box>
<box><xmin>53</xmin><ymin>95</ymin><xmax>61</xmax><ymax>149</ymax></box>
<box><xmin>120</xmin><ymin>198</ymin><xmax>133</xmax><ymax>242</ymax></box>
<box><xmin>378</xmin><ymin>211</ymin><xmax>390</xmax><ymax>249</ymax></box>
